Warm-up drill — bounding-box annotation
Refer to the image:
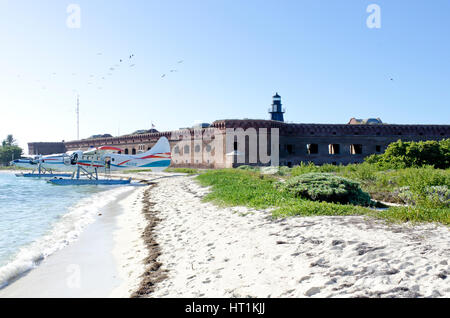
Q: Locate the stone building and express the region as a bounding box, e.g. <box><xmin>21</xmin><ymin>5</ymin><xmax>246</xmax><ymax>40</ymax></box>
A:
<box><xmin>29</xmin><ymin>94</ymin><xmax>450</xmax><ymax>168</ymax></box>
<box><xmin>28</xmin><ymin>142</ymin><xmax>67</xmax><ymax>156</ymax></box>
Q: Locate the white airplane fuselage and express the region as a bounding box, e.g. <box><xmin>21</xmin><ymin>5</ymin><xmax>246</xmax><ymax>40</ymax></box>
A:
<box><xmin>11</xmin><ymin>137</ymin><xmax>172</xmax><ymax>173</ymax></box>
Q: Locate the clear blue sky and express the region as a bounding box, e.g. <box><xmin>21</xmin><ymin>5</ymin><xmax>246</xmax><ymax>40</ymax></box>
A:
<box><xmin>1</xmin><ymin>0</ymin><xmax>449</xmax><ymax>153</ymax></box>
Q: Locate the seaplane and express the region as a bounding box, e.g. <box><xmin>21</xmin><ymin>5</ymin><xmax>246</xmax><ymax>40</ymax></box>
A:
<box><xmin>11</xmin><ymin>137</ymin><xmax>171</xmax><ymax>185</ymax></box>
<box><xmin>12</xmin><ymin>155</ymin><xmax>74</xmax><ymax>178</ymax></box>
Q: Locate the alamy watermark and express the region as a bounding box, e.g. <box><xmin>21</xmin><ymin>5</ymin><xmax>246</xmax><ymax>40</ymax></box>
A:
<box><xmin>66</xmin><ymin>264</ymin><xmax>81</xmax><ymax>289</ymax></box>
<box><xmin>170</xmin><ymin>128</ymin><xmax>280</xmax><ymax>167</ymax></box>
<box><xmin>366</xmin><ymin>4</ymin><xmax>381</xmax><ymax>29</ymax></box>
<box><xmin>66</xmin><ymin>4</ymin><xmax>81</xmax><ymax>29</ymax></box>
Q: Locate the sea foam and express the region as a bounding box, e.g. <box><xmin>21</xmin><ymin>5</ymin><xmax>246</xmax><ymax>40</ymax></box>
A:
<box><xmin>0</xmin><ymin>184</ymin><xmax>132</xmax><ymax>289</ymax></box>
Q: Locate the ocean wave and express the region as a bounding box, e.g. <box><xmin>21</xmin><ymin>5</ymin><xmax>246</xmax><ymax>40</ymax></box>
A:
<box><xmin>0</xmin><ymin>186</ymin><xmax>133</xmax><ymax>289</ymax></box>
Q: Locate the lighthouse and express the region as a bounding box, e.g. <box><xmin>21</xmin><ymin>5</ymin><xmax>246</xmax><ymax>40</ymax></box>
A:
<box><xmin>269</xmin><ymin>93</ymin><xmax>285</xmax><ymax>122</ymax></box>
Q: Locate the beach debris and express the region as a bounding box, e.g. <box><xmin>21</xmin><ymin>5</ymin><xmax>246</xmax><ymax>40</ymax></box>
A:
<box><xmin>305</xmin><ymin>287</ymin><xmax>322</xmax><ymax>297</ymax></box>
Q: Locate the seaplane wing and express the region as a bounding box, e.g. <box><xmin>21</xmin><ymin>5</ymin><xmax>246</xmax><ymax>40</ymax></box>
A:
<box><xmin>83</xmin><ymin>146</ymin><xmax>123</xmax><ymax>156</ymax></box>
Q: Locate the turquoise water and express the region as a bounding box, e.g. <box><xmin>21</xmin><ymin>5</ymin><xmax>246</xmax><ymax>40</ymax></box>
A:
<box><xmin>0</xmin><ymin>172</ymin><xmax>129</xmax><ymax>288</ymax></box>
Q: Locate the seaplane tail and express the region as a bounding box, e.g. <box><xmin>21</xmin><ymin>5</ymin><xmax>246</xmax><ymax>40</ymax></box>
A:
<box><xmin>109</xmin><ymin>137</ymin><xmax>171</xmax><ymax>172</ymax></box>
<box><xmin>10</xmin><ymin>156</ymin><xmax>40</xmax><ymax>169</ymax></box>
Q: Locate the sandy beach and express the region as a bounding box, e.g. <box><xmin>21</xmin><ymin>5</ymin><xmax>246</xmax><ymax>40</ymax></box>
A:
<box><xmin>1</xmin><ymin>171</ymin><xmax>448</xmax><ymax>298</ymax></box>
<box><xmin>137</xmin><ymin>174</ymin><xmax>449</xmax><ymax>298</ymax></box>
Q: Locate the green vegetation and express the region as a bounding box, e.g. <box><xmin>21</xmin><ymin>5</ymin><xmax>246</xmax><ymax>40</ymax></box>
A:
<box><xmin>197</xmin><ymin>169</ymin><xmax>373</xmax><ymax>219</ymax></box>
<box><xmin>0</xmin><ymin>135</ymin><xmax>22</xmax><ymax>166</ymax></box>
<box><xmin>164</xmin><ymin>167</ymin><xmax>199</xmax><ymax>175</ymax></box>
<box><xmin>278</xmin><ymin>173</ymin><xmax>372</xmax><ymax>206</ymax></box>
<box><xmin>195</xmin><ymin>164</ymin><xmax>449</xmax><ymax>225</ymax></box>
<box><xmin>366</xmin><ymin>138</ymin><xmax>449</xmax><ymax>169</ymax></box>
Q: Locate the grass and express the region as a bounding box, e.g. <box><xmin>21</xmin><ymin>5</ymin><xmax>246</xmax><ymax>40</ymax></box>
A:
<box><xmin>164</xmin><ymin>167</ymin><xmax>199</xmax><ymax>175</ymax></box>
<box><xmin>196</xmin><ymin>168</ymin><xmax>449</xmax><ymax>225</ymax></box>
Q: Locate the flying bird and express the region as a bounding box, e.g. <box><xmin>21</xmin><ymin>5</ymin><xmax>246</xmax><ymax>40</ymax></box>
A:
<box><xmin>161</xmin><ymin>74</ymin><xmax>166</xmax><ymax>78</ymax></box>
<box><xmin>177</xmin><ymin>60</ymin><xmax>184</xmax><ymax>64</ymax></box>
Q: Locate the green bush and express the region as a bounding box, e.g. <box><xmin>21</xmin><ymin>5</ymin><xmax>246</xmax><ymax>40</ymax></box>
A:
<box><xmin>398</xmin><ymin>185</ymin><xmax>449</xmax><ymax>207</ymax></box>
<box><xmin>367</xmin><ymin>139</ymin><xmax>450</xmax><ymax>169</ymax></box>
<box><xmin>0</xmin><ymin>145</ymin><xmax>23</xmax><ymax>166</ymax></box>
<box><xmin>279</xmin><ymin>173</ymin><xmax>372</xmax><ymax>206</ymax></box>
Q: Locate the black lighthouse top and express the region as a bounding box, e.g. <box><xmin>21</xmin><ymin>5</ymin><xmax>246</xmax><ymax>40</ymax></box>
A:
<box><xmin>269</xmin><ymin>93</ymin><xmax>285</xmax><ymax>122</ymax></box>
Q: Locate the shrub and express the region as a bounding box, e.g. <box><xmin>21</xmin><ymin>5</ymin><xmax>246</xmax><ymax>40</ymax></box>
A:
<box><xmin>367</xmin><ymin>139</ymin><xmax>450</xmax><ymax>169</ymax></box>
<box><xmin>237</xmin><ymin>165</ymin><xmax>259</xmax><ymax>171</ymax></box>
<box><xmin>238</xmin><ymin>165</ymin><xmax>292</xmax><ymax>176</ymax></box>
<box><xmin>278</xmin><ymin>166</ymin><xmax>292</xmax><ymax>176</ymax></box>
<box><xmin>398</xmin><ymin>185</ymin><xmax>450</xmax><ymax>207</ymax></box>
<box><xmin>279</xmin><ymin>173</ymin><xmax>372</xmax><ymax>206</ymax></box>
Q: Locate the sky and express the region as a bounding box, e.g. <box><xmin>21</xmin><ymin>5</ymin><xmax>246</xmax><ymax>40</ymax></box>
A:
<box><xmin>0</xmin><ymin>0</ymin><xmax>449</xmax><ymax>154</ymax></box>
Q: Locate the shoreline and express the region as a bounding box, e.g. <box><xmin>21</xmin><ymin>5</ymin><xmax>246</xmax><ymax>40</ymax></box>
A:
<box><xmin>1</xmin><ymin>171</ymin><xmax>448</xmax><ymax>298</ymax></box>
<box><xmin>0</xmin><ymin>184</ymin><xmax>147</xmax><ymax>298</ymax></box>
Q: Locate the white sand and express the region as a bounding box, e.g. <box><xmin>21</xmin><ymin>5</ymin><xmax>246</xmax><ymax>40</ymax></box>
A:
<box><xmin>110</xmin><ymin>186</ymin><xmax>148</xmax><ymax>297</ymax></box>
<box><xmin>146</xmin><ymin>175</ymin><xmax>449</xmax><ymax>298</ymax></box>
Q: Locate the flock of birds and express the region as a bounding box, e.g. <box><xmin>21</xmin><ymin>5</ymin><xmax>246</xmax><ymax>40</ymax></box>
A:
<box><xmin>14</xmin><ymin>52</ymin><xmax>185</xmax><ymax>94</ymax></box>
<box><xmin>161</xmin><ymin>59</ymin><xmax>184</xmax><ymax>79</ymax></box>
<box><xmin>17</xmin><ymin>55</ymin><xmax>393</xmax><ymax>94</ymax></box>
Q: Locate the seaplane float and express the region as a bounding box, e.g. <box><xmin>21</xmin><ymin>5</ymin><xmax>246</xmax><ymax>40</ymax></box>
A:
<box><xmin>11</xmin><ymin>137</ymin><xmax>171</xmax><ymax>185</ymax></box>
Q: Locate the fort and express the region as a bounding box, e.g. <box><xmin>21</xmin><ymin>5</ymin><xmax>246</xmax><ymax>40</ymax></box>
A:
<box><xmin>28</xmin><ymin>94</ymin><xmax>450</xmax><ymax>168</ymax></box>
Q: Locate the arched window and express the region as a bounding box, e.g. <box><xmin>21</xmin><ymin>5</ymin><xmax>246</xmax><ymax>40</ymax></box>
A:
<box><xmin>174</xmin><ymin>146</ymin><xmax>179</xmax><ymax>154</ymax></box>
<box><xmin>184</xmin><ymin>145</ymin><xmax>190</xmax><ymax>154</ymax></box>
<box><xmin>195</xmin><ymin>145</ymin><xmax>201</xmax><ymax>153</ymax></box>
<box><xmin>125</xmin><ymin>149</ymin><xmax>129</xmax><ymax>155</ymax></box>
<box><xmin>132</xmin><ymin>148</ymin><xmax>136</xmax><ymax>155</ymax></box>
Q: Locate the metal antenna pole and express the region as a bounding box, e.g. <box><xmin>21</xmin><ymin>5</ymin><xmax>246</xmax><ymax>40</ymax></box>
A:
<box><xmin>76</xmin><ymin>95</ymin><xmax>80</xmax><ymax>140</ymax></box>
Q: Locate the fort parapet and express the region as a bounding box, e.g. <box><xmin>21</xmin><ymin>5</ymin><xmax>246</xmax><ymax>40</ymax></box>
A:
<box><xmin>28</xmin><ymin>94</ymin><xmax>450</xmax><ymax>168</ymax></box>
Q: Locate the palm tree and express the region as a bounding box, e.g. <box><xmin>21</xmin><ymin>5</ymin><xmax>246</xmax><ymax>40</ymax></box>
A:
<box><xmin>3</xmin><ymin>135</ymin><xmax>16</xmax><ymax>146</ymax></box>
